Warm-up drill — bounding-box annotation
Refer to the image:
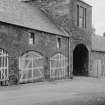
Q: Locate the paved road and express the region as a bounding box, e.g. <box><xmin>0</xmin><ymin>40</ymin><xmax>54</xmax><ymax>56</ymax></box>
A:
<box><xmin>0</xmin><ymin>77</ymin><xmax>105</xmax><ymax>105</ymax></box>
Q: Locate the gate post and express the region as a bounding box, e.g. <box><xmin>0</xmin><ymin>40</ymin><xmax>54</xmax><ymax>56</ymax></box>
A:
<box><xmin>44</xmin><ymin>57</ymin><xmax>50</xmax><ymax>80</ymax></box>
<box><xmin>8</xmin><ymin>57</ymin><xmax>19</xmax><ymax>85</ymax></box>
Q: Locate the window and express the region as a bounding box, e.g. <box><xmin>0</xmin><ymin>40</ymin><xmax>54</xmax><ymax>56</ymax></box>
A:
<box><xmin>77</xmin><ymin>5</ymin><xmax>86</xmax><ymax>28</ymax></box>
<box><xmin>29</xmin><ymin>32</ymin><xmax>35</xmax><ymax>45</ymax></box>
<box><xmin>57</xmin><ymin>37</ymin><xmax>61</xmax><ymax>49</ymax></box>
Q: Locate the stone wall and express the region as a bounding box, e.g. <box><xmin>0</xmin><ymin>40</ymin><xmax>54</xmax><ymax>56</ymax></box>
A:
<box><xmin>91</xmin><ymin>51</ymin><xmax>105</xmax><ymax>78</ymax></box>
<box><xmin>32</xmin><ymin>0</ymin><xmax>92</xmax><ymax>34</ymax></box>
<box><xmin>0</xmin><ymin>22</ymin><xmax>69</xmax><ymax>85</ymax></box>
<box><xmin>31</xmin><ymin>0</ymin><xmax>92</xmax><ymax>76</ymax></box>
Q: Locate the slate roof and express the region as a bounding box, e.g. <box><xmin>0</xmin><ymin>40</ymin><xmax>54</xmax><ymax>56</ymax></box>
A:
<box><xmin>0</xmin><ymin>0</ymin><xmax>67</xmax><ymax>36</ymax></box>
<box><xmin>92</xmin><ymin>35</ymin><xmax>105</xmax><ymax>52</ymax></box>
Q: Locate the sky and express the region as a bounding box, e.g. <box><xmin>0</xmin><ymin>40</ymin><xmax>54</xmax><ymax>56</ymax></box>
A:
<box><xmin>84</xmin><ymin>0</ymin><xmax>105</xmax><ymax>36</ymax></box>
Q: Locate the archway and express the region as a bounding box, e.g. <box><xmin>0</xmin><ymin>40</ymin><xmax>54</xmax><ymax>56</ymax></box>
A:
<box><xmin>73</xmin><ymin>44</ymin><xmax>89</xmax><ymax>76</ymax></box>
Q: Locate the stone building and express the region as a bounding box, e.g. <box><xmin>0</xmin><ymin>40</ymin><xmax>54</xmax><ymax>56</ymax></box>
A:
<box><xmin>91</xmin><ymin>35</ymin><xmax>105</xmax><ymax>78</ymax></box>
<box><xmin>36</xmin><ymin>0</ymin><xmax>92</xmax><ymax>77</ymax></box>
<box><xmin>0</xmin><ymin>0</ymin><xmax>92</xmax><ymax>85</ymax></box>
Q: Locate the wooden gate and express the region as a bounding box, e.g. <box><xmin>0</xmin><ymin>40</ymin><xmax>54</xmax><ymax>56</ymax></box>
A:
<box><xmin>19</xmin><ymin>51</ymin><xmax>44</xmax><ymax>83</ymax></box>
<box><xmin>0</xmin><ymin>49</ymin><xmax>9</xmax><ymax>82</ymax></box>
<box><xmin>50</xmin><ymin>53</ymin><xmax>68</xmax><ymax>79</ymax></box>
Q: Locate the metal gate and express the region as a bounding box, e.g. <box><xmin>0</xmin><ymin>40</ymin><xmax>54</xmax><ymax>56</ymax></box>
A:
<box><xmin>50</xmin><ymin>53</ymin><xmax>68</xmax><ymax>79</ymax></box>
<box><xmin>19</xmin><ymin>51</ymin><xmax>44</xmax><ymax>83</ymax></box>
<box><xmin>0</xmin><ymin>49</ymin><xmax>9</xmax><ymax>82</ymax></box>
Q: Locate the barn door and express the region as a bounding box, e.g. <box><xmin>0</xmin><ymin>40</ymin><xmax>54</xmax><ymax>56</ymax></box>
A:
<box><xmin>19</xmin><ymin>51</ymin><xmax>44</xmax><ymax>83</ymax></box>
<box><xmin>0</xmin><ymin>49</ymin><xmax>9</xmax><ymax>82</ymax></box>
<box><xmin>50</xmin><ymin>53</ymin><xmax>68</xmax><ymax>79</ymax></box>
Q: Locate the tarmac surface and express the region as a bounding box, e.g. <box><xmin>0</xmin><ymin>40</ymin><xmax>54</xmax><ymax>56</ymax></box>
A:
<box><xmin>0</xmin><ymin>77</ymin><xmax>105</xmax><ymax>105</ymax></box>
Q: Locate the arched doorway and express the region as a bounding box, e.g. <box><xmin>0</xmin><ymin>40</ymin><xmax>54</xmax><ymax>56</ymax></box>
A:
<box><xmin>73</xmin><ymin>44</ymin><xmax>89</xmax><ymax>76</ymax></box>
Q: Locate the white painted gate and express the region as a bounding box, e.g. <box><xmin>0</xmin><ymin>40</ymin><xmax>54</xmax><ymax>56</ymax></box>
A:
<box><xmin>0</xmin><ymin>49</ymin><xmax>9</xmax><ymax>81</ymax></box>
<box><xmin>50</xmin><ymin>53</ymin><xmax>68</xmax><ymax>79</ymax></box>
<box><xmin>19</xmin><ymin>51</ymin><xmax>44</xmax><ymax>83</ymax></box>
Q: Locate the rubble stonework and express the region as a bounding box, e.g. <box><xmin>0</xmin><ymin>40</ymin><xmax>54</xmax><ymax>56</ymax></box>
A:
<box><xmin>0</xmin><ymin>0</ymin><xmax>94</xmax><ymax>85</ymax></box>
<box><xmin>32</xmin><ymin>0</ymin><xmax>92</xmax><ymax>77</ymax></box>
<box><xmin>0</xmin><ymin>22</ymin><xmax>69</xmax><ymax>85</ymax></box>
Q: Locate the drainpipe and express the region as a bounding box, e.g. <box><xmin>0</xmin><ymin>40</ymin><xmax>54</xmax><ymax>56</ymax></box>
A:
<box><xmin>68</xmin><ymin>36</ymin><xmax>71</xmax><ymax>78</ymax></box>
<box><xmin>68</xmin><ymin>32</ymin><xmax>73</xmax><ymax>79</ymax></box>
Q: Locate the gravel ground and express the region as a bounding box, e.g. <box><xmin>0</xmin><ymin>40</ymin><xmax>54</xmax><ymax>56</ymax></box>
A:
<box><xmin>0</xmin><ymin>77</ymin><xmax>105</xmax><ymax>105</ymax></box>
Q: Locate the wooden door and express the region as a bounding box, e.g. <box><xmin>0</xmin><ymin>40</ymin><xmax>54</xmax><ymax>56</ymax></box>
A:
<box><xmin>93</xmin><ymin>60</ymin><xmax>102</xmax><ymax>77</ymax></box>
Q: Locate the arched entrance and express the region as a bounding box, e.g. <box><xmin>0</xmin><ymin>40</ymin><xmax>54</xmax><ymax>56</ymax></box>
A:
<box><xmin>73</xmin><ymin>44</ymin><xmax>89</xmax><ymax>76</ymax></box>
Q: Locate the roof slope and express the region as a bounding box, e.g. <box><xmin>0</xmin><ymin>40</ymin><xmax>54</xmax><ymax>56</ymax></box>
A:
<box><xmin>0</xmin><ymin>0</ymin><xmax>67</xmax><ymax>36</ymax></box>
<box><xmin>92</xmin><ymin>35</ymin><xmax>105</xmax><ymax>52</ymax></box>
